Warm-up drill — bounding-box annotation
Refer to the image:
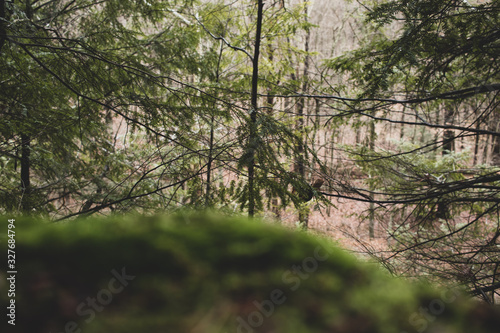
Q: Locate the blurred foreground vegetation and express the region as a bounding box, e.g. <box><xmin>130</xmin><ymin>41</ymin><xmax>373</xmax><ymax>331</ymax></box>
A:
<box><xmin>1</xmin><ymin>213</ymin><xmax>499</xmax><ymax>333</ymax></box>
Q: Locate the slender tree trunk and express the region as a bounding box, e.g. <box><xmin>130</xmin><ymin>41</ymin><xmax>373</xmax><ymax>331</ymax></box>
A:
<box><xmin>205</xmin><ymin>41</ymin><xmax>224</xmax><ymax>207</ymax></box>
<box><xmin>484</xmin><ymin>132</ymin><xmax>491</xmax><ymax>164</ymax></box>
<box><xmin>356</xmin><ymin>126</ymin><xmax>361</xmax><ymax>144</ymax></box>
<box><xmin>247</xmin><ymin>0</ymin><xmax>264</xmax><ymax>217</ymax></box>
<box><xmin>412</xmin><ymin>113</ymin><xmax>418</xmax><ymax>143</ymax></box>
<box><xmin>313</xmin><ymin>99</ymin><xmax>321</xmax><ymax>149</ymax></box>
<box><xmin>493</xmin><ymin>121</ymin><xmax>500</xmax><ymax>165</ymax></box>
<box><xmin>368</xmin><ymin>120</ymin><xmax>376</xmax><ymax>238</ymax></box>
<box><xmin>20</xmin><ymin>131</ymin><xmax>31</xmax><ymax>212</ymax></box>
<box><xmin>296</xmin><ymin>2</ymin><xmax>311</xmax><ymax>228</ymax></box>
<box><xmin>437</xmin><ymin>107</ymin><xmax>455</xmax><ymax>219</ymax></box>
<box><xmin>400</xmin><ymin>105</ymin><xmax>406</xmax><ymax>139</ymax></box>
<box><xmin>205</xmin><ymin>113</ymin><xmax>215</xmax><ymax>207</ymax></box>
<box><xmin>473</xmin><ymin>131</ymin><xmax>480</xmax><ymax>164</ymax></box>
<box><xmin>20</xmin><ymin>1</ymin><xmax>33</xmax><ymax>213</ymax></box>
<box><xmin>0</xmin><ymin>0</ymin><xmax>6</xmax><ymax>55</ymax></box>
<box><xmin>266</xmin><ymin>48</ymin><xmax>281</xmax><ymax>218</ymax></box>
<box><xmin>443</xmin><ymin>108</ymin><xmax>455</xmax><ymax>155</ymax></box>
<box><xmin>26</xmin><ymin>0</ymin><xmax>33</xmax><ymax>19</ymax></box>
<box><xmin>434</xmin><ymin>106</ymin><xmax>441</xmax><ymax>144</ymax></box>
<box><xmin>473</xmin><ymin>109</ymin><xmax>481</xmax><ymax>165</ymax></box>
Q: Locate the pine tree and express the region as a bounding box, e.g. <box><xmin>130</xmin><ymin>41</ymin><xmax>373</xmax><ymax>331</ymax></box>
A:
<box><xmin>325</xmin><ymin>0</ymin><xmax>500</xmax><ymax>299</ymax></box>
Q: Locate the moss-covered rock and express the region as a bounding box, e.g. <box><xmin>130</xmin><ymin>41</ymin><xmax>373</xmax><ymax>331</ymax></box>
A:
<box><xmin>1</xmin><ymin>213</ymin><xmax>499</xmax><ymax>333</ymax></box>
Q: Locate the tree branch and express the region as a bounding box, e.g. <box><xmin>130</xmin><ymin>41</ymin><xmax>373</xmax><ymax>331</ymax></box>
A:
<box><xmin>262</xmin><ymin>83</ymin><xmax>500</xmax><ymax>104</ymax></box>
<box><xmin>194</xmin><ymin>13</ymin><xmax>254</xmax><ymax>61</ymax></box>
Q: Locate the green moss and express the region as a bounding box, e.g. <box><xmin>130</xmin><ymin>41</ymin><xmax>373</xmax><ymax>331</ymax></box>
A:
<box><xmin>1</xmin><ymin>212</ymin><xmax>499</xmax><ymax>333</ymax></box>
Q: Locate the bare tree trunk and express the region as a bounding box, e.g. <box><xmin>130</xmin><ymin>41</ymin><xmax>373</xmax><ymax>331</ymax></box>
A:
<box><xmin>356</xmin><ymin>125</ymin><xmax>362</xmax><ymax>144</ymax></box>
<box><xmin>400</xmin><ymin>105</ymin><xmax>406</xmax><ymax>139</ymax></box>
<box><xmin>20</xmin><ymin>131</ymin><xmax>31</xmax><ymax>212</ymax></box>
<box><xmin>20</xmin><ymin>1</ymin><xmax>33</xmax><ymax>213</ymax></box>
<box><xmin>0</xmin><ymin>0</ymin><xmax>6</xmax><ymax>55</ymax></box>
<box><xmin>434</xmin><ymin>106</ymin><xmax>441</xmax><ymax>144</ymax></box>
<box><xmin>295</xmin><ymin>1</ymin><xmax>311</xmax><ymax>229</ymax></box>
<box><xmin>436</xmin><ymin>107</ymin><xmax>456</xmax><ymax>219</ymax></box>
<box><xmin>247</xmin><ymin>0</ymin><xmax>264</xmax><ymax>217</ymax></box>
<box><xmin>483</xmin><ymin>133</ymin><xmax>491</xmax><ymax>164</ymax></box>
<box><xmin>368</xmin><ymin>120</ymin><xmax>375</xmax><ymax>238</ymax></box>
<box><xmin>205</xmin><ymin>41</ymin><xmax>224</xmax><ymax>207</ymax></box>
<box><xmin>443</xmin><ymin>108</ymin><xmax>455</xmax><ymax>155</ymax></box>
<box><xmin>491</xmin><ymin>115</ymin><xmax>500</xmax><ymax>165</ymax></box>
<box><xmin>205</xmin><ymin>113</ymin><xmax>215</xmax><ymax>207</ymax></box>
<box><xmin>473</xmin><ymin>109</ymin><xmax>481</xmax><ymax>165</ymax></box>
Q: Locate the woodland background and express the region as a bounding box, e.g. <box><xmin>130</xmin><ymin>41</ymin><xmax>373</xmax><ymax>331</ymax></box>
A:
<box><xmin>1</xmin><ymin>0</ymin><xmax>499</xmax><ymax>303</ymax></box>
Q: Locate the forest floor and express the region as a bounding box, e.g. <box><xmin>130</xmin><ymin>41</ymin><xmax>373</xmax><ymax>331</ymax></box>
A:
<box><xmin>273</xmin><ymin>198</ymin><xmax>389</xmax><ymax>258</ymax></box>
